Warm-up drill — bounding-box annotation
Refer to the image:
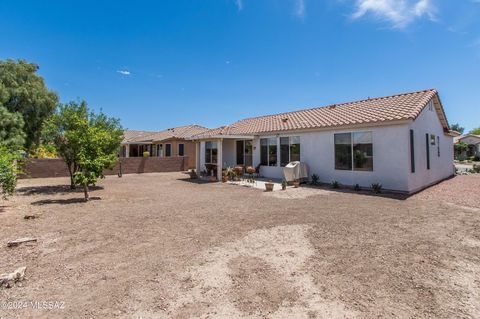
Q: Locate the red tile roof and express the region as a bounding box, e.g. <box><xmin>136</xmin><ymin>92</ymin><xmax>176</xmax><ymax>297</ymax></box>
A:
<box><xmin>123</xmin><ymin>125</ymin><xmax>209</xmax><ymax>143</ymax></box>
<box><xmin>194</xmin><ymin>89</ymin><xmax>451</xmax><ymax>138</ymax></box>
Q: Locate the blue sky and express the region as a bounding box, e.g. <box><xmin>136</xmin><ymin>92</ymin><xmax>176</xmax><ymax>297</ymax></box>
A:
<box><xmin>1</xmin><ymin>0</ymin><xmax>479</xmax><ymax>131</ymax></box>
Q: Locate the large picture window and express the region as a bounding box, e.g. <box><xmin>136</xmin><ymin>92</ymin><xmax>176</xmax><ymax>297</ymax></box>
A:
<box><xmin>280</xmin><ymin>136</ymin><xmax>300</xmax><ymax>166</ymax></box>
<box><xmin>334</xmin><ymin>132</ymin><xmax>373</xmax><ymax>171</ymax></box>
<box><xmin>260</xmin><ymin>138</ymin><xmax>277</xmax><ymax>166</ymax></box>
<box><xmin>205</xmin><ymin>141</ymin><xmax>218</xmax><ymax>164</ymax></box>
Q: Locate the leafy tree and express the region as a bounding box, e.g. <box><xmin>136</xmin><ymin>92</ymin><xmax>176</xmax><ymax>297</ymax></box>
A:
<box><xmin>470</xmin><ymin>127</ymin><xmax>480</xmax><ymax>135</ymax></box>
<box><xmin>450</xmin><ymin>123</ymin><xmax>464</xmax><ymax>135</ymax></box>
<box><xmin>73</xmin><ymin>125</ymin><xmax>120</xmax><ymax>200</ymax></box>
<box><xmin>44</xmin><ymin>101</ymin><xmax>123</xmax><ymax>198</ymax></box>
<box><xmin>0</xmin><ymin>148</ymin><xmax>21</xmax><ymax>199</ymax></box>
<box><xmin>43</xmin><ymin>101</ymin><xmax>88</xmax><ymax>188</ymax></box>
<box><xmin>0</xmin><ymin>59</ymin><xmax>58</xmax><ymax>151</ymax></box>
<box><xmin>0</xmin><ymin>106</ymin><xmax>25</xmax><ymax>150</ymax></box>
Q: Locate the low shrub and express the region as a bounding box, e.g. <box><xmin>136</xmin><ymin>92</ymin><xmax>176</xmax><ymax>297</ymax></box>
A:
<box><xmin>371</xmin><ymin>183</ymin><xmax>382</xmax><ymax>194</ymax></box>
<box><xmin>331</xmin><ymin>180</ymin><xmax>340</xmax><ymax>189</ymax></box>
<box><xmin>471</xmin><ymin>164</ymin><xmax>480</xmax><ymax>174</ymax></box>
<box><xmin>310</xmin><ymin>174</ymin><xmax>320</xmax><ymax>186</ymax></box>
<box><xmin>143</xmin><ymin>151</ymin><xmax>150</xmax><ymax>157</ymax></box>
<box><xmin>354</xmin><ymin>184</ymin><xmax>361</xmax><ymax>191</ymax></box>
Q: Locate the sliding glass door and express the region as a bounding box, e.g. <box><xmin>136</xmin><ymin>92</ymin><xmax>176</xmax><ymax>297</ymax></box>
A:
<box><xmin>236</xmin><ymin>140</ymin><xmax>253</xmax><ymax>166</ymax></box>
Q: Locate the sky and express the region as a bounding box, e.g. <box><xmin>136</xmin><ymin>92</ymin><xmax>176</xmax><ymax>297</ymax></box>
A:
<box><xmin>0</xmin><ymin>0</ymin><xmax>479</xmax><ymax>132</ymax></box>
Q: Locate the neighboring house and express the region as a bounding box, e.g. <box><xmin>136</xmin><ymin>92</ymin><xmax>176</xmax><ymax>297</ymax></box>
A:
<box><xmin>193</xmin><ymin>89</ymin><xmax>457</xmax><ymax>194</ymax></box>
<box><xmin>121</xmin><ymin>125</ymin><xmax>209</xmax><ymax>168</ymax></box>
<box><xmin>454</xmin><ymin>134</ymin><xmax>480</xmax><ymax>158</ymax></box>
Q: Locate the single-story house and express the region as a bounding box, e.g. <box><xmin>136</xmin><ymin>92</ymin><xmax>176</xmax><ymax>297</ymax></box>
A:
<box><xmin>121</xmin><ymin>125</ymin><xmax>209</xmax><ymax>169</ymax></box>
<box><xmin>454</xmin><ymin>134</ymin><xmax>480</xmax><ymax>159</ymax></box>
<box><xmin>193</xmin><ymin>89</ymin><xmax>457</xmax><ymax>193</ymax></box>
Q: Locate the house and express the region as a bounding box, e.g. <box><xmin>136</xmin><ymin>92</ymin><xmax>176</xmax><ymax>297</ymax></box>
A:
<box><xmin>121</xmin><ymin>125</ymin><xmax>209</xmax><ymax>169</ymax></box>
<box><xmin>193</xmin><ymin>89</ymin><xmax>457</xmax><ymax>193</ymax></box>
<box><xmin>454</xmin><ymin>134</ymin><xmax>480</xmax><ymax>159</ymax></box>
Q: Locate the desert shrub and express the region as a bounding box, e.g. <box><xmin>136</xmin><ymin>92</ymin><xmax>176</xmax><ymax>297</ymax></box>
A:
<box><xmin>371</xmin><ymin>183</ymin><xmax>383</xmax><ymax>194</ymax></box>
<box><xmin>143</xmin><ymin>151</ymin><xmax>150</xmax><ymax>157</ymax></box>
<box><xmin>310</xmin><ymin>174</ymin><xmax>320</xmax><ymax>186</ymax></box>
<box><xmin>471</xmin><ymin>164</ymin><xmax>480</xmax><ymax>174</ymax></box>
<box><xmin>331</xmin><ymin>180</ymin><xmax>340</xmax><ymax>189</ymax></box>
<box><xmin>474</xmin><ymin>155</ymin><xmax>480</xmax><ymax>162</ymax></box>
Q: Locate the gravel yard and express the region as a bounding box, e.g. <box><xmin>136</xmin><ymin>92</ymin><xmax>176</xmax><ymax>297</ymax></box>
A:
<box><xmin>0</xmin><ymin>172</ymin><xmax>479</xmax><ymax>318</ymax></box>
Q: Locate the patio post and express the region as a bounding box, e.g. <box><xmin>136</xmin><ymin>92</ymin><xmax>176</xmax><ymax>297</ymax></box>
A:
<box><xmin>217</xmin><ymin>138</ymin><xmax>223</xmax><ymax>181</ymax></box>
<box><xmin>195</xmin><ymin>142</ymin><xmax>201</xmax><ymax>172</ymax></box>
<box><xmin>125</xmin><ymin>144</ymin><xmax>130</xmax><ymax>158</ymax></box>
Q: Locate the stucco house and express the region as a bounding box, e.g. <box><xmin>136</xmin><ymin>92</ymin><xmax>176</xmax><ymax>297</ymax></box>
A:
<box><xmin>454</xmin><ymin>134</ymin><xmax>480</xmax><ymax>159</ymax></box>
<box><xmin>121</xmin><ymin>125</ymin><xmax>209</xmax><ymax>169</ymax></box>
<box><xmin>193</xmin><ymin>89</ymin><xmax>457</xmax><ymax>193</ymax></box>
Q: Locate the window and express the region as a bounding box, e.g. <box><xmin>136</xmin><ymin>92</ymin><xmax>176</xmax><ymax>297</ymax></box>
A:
<box><xmin>430</xmin><ymin>134</ymin><xmax>436</xmax><ymax>145</ymax></box>
<box><xmin>353</xmin><ymin>132</ymin><xmax>373</xmax><ymax>171</ymax></box>
<box><xmin>410</xmin><ymin>130</ymin><xmax>415</xmax><ymax>173</ymax></box>
<box><xmin>205</xmin><ymin>141</ymin><xmax>218</xmax><ymax>164</ymax></box>
<box><xmin>437</xmin><ymin>136</ymin><xmax>440</xmax><ymax>157</ymax></box>
<box><xmin>280</xmin><ymin>136</ymin><xmax>301</xmax><ymax>166</ymax></box>
<box><xmin>178</xmin><ymin>143</ymin><xmax>185</xmax><ymax>156</ymax></box>
<box><xmin>165</xmin><ymin>144</ymin><xmax>172</xmax><ymax>157</ymax></box>
<box><xmin>260</xmin><ymin>138</ymin><xmax>277</xmax><ymax>166</ymax></box>
<box><xmin>426</xmin><ymin>134</ymin><xmax>430</xmax><ymax>170</ymax></box>
<box><xmin>334</xmin><ymin>133</ymin><xmax>352</xmax><ymax>170</ymax></box>
<box><xmin>236</xmin><ymin>140</ymin><xmax>253</xmax><ymax>166</ymax></box>
<box><xmin>334</xmin><ymin>132</ymin><xmax>373</xmax><ymax>171</ymax></box>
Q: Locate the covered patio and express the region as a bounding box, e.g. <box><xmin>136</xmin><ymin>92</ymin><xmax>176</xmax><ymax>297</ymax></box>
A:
<box><xmin>195</xmin><ymin>135</ymin><xmax>256</xmax><ymax>181</ymax></box>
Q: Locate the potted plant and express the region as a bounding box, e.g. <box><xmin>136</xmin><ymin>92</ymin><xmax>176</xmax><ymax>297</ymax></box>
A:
<box><xmin>222</xmin><ymin>173</ymin><xmax>228</xmax><ymax>183</ymax></box>
<box><xmin>281</xmin><ymin>179</ymin><xmax>287</xmax><ymax>190</ymax></box>
<box><xmin>293</xmin><ymin>179</ymin><xmax>300</xmax><ymax>188</ymax></box>
<box><xmin>265</xmin><ymin>180</ymin><xmax>274</xmax><ymax>192</ymax></box>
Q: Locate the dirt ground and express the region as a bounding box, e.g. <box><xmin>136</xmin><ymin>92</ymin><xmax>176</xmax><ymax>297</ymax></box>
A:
<box><xmin>0</xmin><ymin>172</ymin><xmax>479</xmax><ymax>319</ymax></box>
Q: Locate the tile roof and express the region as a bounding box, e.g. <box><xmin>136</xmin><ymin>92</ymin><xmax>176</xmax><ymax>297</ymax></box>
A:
<box><xmin>194</xmin><ymin>89</ymin><xmax>451</xmax><ymax>139</ymax></box>
<box><xmin>123</xmin><ymin>125</ymin><xmax>209</xmax><ymax>143</ymax></box>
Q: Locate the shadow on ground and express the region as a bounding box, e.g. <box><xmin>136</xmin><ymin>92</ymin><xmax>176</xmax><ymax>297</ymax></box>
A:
<box><xmin>301</xmin><ymin>184</ymin><xmax>410</xmax><ymax>200</ymax></box>
<box><xmin>176</xmin><ymin>178</ymin><xmax>216</xmax><ymax>185</ymax></box>
<box><xmin>16</xmin><ymin>185</ymin><xmax>104</xmax><ymax>196</ymax></box>
<box><xmin>31</xmin><ymin>197</ymin><xmax>102</xmax><ymax>206</ymax></box>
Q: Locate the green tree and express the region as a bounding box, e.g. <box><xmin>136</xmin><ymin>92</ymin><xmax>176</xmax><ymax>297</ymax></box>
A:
<box><xmin>0</xmin><ymin>147</ymin><xmax>21</xmax><ymax>198</ymax></box>
<box><xmin>44</xmin><ymin>101</ymin><xmax>123</xmax><ymax>198</ymax></box>
<box><xmin>450</xmin><ymin>123</ymin><xmax>465</xmax><ymax>135</ymax></box>
<box><xmin>0</xmin><ymin>106</ymin><xmax>25</xmax><ymax>150</ymax></box>
<box><xmin>470</xmin><ymin>127</ymin><xmax>480</xmax><ymax>135</ymax></box>
<box><xmin>0</xmin><ymin>59</ymin><xmax>58</xmax><ymax>151</ymax></box>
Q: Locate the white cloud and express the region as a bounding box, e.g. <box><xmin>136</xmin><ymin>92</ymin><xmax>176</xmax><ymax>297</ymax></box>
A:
<box><xmin>294</xmin><ymin>0</ymin><xmax>306</xmax><ymax>18</ymax></box>
<box><xmin>351</xmin><ymin>0</ymin><xmax>436</xmax><ymax>28</ymax></box>
<box><xmin>117</xmin><ymin>70</ymin><xmax>131</xmax><ymax>75</ymax></box>
<box><xmin>235</xmin><ymin>0</ymin><xmax>243</xmax><ymax>11</ymax></box>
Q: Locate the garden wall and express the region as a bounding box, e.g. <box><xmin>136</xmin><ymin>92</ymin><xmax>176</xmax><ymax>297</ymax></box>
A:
<box><xmin>20</xmin><ymin>157</ymin><xmax>189</xmax><ymax>179</ymax></box>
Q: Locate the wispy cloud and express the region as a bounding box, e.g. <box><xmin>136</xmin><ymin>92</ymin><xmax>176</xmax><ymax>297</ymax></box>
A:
<box><xmin>351</xmin><ymin>0</ymin><xmax>436</xmax><ymax>28</ymax></box>
<box><xmin>235</xmin><ymin>0</ymin><xmax>243</xmax><ymax>11</ymax></box>
<box><xmin>294</xmin><ymin>0</ymin><xmax>306</xmax><ymax>18</ymax></box>
<box><xmin>117</xmin><ymin>70</ymin><xmax>131</xmax><ymax>76</ymax></box>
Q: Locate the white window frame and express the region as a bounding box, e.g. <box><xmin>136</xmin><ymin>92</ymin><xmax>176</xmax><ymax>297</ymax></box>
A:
<box><xmin>334</xmin><ymin>131</ymin><xmax>374</xmax><ymax>172</ymax></box>
<box><xmin>280</xmin><ymin>136</ymin><xmax>300</xmax><ymax>167</ymax></box>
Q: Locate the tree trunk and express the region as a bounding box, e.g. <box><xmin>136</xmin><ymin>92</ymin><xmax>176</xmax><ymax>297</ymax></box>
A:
<box><xmin>83</xmin><ymin>183</ymin><xmax>89</xmax><ymax>201</ymax></box>
<box><xmin>66</xmin><ymin>162</ymin><xmax>75</xmax><ymax>189</ymax></box>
